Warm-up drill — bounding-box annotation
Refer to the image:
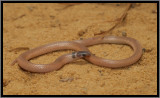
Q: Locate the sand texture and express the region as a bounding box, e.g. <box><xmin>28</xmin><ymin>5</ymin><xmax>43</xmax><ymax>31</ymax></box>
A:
<box><xmin>3</xmin><ymin>3</ymin><xmax>157</xmax><ymax>95</ymax></box>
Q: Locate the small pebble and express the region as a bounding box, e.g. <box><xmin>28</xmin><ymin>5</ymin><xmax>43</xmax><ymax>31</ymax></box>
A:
<box><xmin>122</xmin><ymin>31</ymin><xmax>127</xmax><ymax>36</ymax></box>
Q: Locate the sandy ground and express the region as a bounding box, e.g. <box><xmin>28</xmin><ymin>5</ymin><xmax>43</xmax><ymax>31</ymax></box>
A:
<box><xmin>3</xmin><ymin>3</ymin><xmax>157</xmax><ymax>95</ymax></box>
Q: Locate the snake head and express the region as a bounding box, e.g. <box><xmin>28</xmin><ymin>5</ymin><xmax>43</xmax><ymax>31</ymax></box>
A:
<box><xmin>72</xmin><ymin>51</ymin><xmax>91</xmax><ymax>58</ymax></box>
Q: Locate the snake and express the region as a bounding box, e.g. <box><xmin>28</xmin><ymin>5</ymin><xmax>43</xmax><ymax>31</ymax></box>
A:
<box><xmin>11</xmin><ymin>36</ymin><xmax>143</xmax><ymax>73</ymax></box>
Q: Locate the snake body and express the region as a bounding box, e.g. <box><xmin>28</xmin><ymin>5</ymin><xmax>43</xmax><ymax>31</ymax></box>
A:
<box><xmin>11</xmin><ymin>36</ymin><xmax>143</xmax><ymax>73</ymax></box>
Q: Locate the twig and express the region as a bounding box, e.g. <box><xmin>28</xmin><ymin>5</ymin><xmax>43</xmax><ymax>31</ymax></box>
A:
<box><xmin>94</xmin><ymin>3</ymin><xmax>132</xmax><ymax>36</ymax></box>
<box><xmin>9</xmin><ymin>47</ymin><xmax>29</xmax><ymax>52</ymax></box>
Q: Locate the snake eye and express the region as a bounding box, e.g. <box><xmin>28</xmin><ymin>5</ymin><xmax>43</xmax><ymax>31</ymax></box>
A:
<box><xmin>77</xmin><ymin>51</ymin><xmax>91</xmax><ymax>58</ymax></box>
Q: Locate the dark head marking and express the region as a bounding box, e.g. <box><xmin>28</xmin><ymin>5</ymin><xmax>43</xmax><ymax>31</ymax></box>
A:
<box><xmin>77</xmin><ymin>51</ymin><xmax>91</xmax><ymax>58</ymax></box>
<box><xmin>72</xmin><ymin>51</ymin><xmax>91</xmax><ymax>58</ymax></box>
